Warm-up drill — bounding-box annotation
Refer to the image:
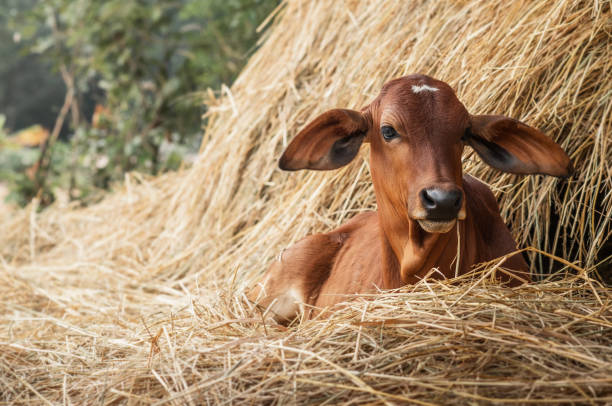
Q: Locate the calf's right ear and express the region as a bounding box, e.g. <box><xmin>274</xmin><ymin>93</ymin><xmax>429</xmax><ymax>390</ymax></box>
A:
<box><xmin>465</xmin><ymin>115</ymin><xmax>573</xmax><ymax>178</ymax></box>
<box><xmin>279</xmin><ymin>109</ymin><xmax>370</xmax><ymax>171</ymax></box>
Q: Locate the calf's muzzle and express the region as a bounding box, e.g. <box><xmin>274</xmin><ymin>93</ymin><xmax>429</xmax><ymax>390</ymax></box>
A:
<box><xmin>419</xmin><ymin>187</ymin><xmax>463</xmax><ymax>221</ymax></box>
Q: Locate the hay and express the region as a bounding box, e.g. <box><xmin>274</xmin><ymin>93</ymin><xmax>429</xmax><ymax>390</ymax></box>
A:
<box><xmin>1</xmin><ymin>0</ymin><xmax>611</xmax><ymax>404</ymax></box>
<box><xmin>3</xmin><ymin>273</ymin><xmax>611</xmax><ymax>404</ymax></box>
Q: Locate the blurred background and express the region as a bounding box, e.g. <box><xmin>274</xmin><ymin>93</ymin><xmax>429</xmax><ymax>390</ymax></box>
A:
<box><xmin>0</xmin><ymin>0</ymin><xmax>278</xmax><ymax>208</ymax></box>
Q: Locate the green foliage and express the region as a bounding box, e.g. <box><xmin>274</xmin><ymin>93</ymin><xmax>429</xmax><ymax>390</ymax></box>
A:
<box><xmin>1</xmin><ymin>0</ymin><xmax>278</xmax><ymax>206</ymax></box>
<box><xmin>0</xmin><ymin>0</ymin><xmax>66</xmax><ymax>134</ymax></box>
<box><xmin>0</xmin><ymin>118</ymin><xmax>36</xmax><ymax>206</ymax></box>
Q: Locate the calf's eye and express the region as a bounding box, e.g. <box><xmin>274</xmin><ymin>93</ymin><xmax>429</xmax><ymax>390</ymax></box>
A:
<box><xmin>381</xmin><ymin>125</ymin><xmax>399</xmax><ymax>141</ymax></box>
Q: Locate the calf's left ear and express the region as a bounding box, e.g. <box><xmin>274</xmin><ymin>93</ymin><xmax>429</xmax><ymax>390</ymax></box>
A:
<box><xmin>279</xmin><ymin>109</ymin><xmax>370</xmax><ymax>171</ymax></box>
<box><xmin>465</xmin><ymin>115</ymin><xmax>573</xmax><ymax>177</ymax></box>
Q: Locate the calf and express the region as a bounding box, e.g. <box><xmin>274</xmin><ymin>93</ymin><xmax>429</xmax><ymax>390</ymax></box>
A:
<box><xmin>249</xmin><ymin>74</ymin><xmax>572</xmax><ymax>322</ymax></box>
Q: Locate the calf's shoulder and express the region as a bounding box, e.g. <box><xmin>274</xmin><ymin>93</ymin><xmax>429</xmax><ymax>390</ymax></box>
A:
<box><xmin>248</xmin><ymin>211</ymin><xmax>378</xmax><ymax>321</ymax></box>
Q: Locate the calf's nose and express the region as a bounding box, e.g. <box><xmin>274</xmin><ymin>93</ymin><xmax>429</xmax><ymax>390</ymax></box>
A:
<box><xmin>419</xmin><ymin>187</ymin><xmax>463</xmax><ymax>220</ymax></box>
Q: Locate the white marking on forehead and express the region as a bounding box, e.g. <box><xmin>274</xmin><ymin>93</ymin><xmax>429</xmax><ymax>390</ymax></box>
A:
<box><xmin>412</xmin><ymin>84</ymin><xmax>439</xmax><ymax>93</ymax></box>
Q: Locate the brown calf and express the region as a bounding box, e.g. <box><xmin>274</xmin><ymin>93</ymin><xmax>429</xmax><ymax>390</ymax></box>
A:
<box><xmin>249</xmin><ymin>74</ymin><xmax>572</xmax><ymax>322</ymax></box>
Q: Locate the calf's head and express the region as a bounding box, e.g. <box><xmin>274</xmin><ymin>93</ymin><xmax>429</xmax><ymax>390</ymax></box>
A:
<box><xmin>280</xmin><ymin>75</ymin><xmax>572</xmax><ymax>234</ymax></box>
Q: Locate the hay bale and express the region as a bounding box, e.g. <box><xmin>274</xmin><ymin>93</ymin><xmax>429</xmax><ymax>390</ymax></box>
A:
<box><xmin>1</xmin><ymin>0</ymin><xmax>610</xmax><ymax>404</ymax></box>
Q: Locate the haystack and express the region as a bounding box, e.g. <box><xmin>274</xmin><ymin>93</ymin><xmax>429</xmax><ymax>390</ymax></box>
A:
<box><xmin>1</xmin><ymin>0</ymin><xmax>610</xmax><ymax>404</ymax></box>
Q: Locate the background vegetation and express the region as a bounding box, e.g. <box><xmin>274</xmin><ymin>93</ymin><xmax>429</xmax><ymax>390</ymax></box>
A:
<box><xmin>0</xmin><ymin>0</ymin><xmax>278</xmax><ymax>206</ymax></box>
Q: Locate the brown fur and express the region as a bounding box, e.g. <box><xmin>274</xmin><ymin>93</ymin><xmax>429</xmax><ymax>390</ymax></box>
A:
<box><xmin>249</xmin><ymin>75</ymin><xmax>572</xmax><ymax>322</ymax></box>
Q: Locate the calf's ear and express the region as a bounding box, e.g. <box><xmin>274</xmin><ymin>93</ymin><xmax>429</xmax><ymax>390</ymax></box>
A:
<box><xmin>465</xmin><ymin>115</ymin><xmax>573</xmax><ymax>177</ymax></box>
<box><xmin>279</xmin><ymin>109</ymin><xmax>370</xmax><ymax>171</ymax></box>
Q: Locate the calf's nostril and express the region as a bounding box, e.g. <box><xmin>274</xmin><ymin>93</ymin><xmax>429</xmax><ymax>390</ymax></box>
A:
<box><xmin>420</xmin><ymin>189</ymin><xmax>436</xmax><ymax>209</ymax></box>
<box><xmin>453</xmin><ymin>194</ymin><xmax>462</xmax><ymax>209</ymax></box>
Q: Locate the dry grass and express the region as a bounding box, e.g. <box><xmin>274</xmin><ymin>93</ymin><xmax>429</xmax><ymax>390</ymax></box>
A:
<box><xmin>2</xmin><ymin>272</ymin><xmax>611</xmax><ymax>405</ymax></box>
<box><xmin>1</xmin><ymin>0</ymin><xmax>611</xmax><ymax>404</ymax></box>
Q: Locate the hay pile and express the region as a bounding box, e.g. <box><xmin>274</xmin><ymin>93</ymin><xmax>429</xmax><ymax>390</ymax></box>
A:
<box><xmin>1</xmin><ymin>0</ymin><xmax>611</xmax><ymax>404</ymax></box>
